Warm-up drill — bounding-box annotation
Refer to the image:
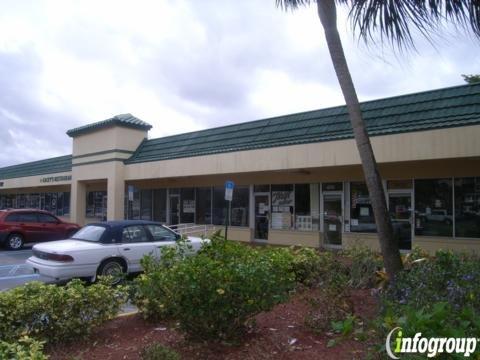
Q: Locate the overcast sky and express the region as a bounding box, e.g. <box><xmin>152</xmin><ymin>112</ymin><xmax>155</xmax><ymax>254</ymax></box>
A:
<box><xmin>0</xmin><ymin>0</ymin><xmax>478</xmax><ymax>167</ymax></box>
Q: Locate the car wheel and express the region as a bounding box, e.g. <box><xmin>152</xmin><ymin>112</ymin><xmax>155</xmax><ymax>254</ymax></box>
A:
<box><xmin>6</xmin><ymin>233</ymin><xmax>24</xmax><ymax>250</ymax></box>
<box><xmin>97</xmin><ymin>259</ymin><xmax>126</xmax><ymax>285</ymax></box>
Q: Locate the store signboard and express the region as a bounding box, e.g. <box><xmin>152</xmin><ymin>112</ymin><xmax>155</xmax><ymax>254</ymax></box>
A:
<box><xmin>40</xmin><ymin>175</ymin><xmax>72</xmax><ymax>183</ymax></box>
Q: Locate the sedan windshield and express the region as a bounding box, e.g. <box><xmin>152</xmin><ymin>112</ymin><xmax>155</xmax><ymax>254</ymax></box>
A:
<box><xmin>71</xmin><ymin>225</ymin><xmax>106</xmax><ymax>242</ymax></box>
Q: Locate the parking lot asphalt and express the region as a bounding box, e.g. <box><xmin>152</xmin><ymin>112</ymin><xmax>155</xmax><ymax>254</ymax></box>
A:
<box><xmin>0</xmin><ymin>247</ymin><xmax>48</xmax><ymax>291</ymax></box>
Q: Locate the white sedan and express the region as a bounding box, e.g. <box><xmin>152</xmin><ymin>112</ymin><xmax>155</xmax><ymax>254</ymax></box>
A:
<box><xmin>26</xmin><ymin>220</ymin><xmax>209</xmax><ymax>284</ymax></box>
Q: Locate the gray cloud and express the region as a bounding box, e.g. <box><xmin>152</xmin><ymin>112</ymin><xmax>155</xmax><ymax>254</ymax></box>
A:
<box><xmin>0</xmin><ymin>49</ymin><xmax>78</xmax><ymax>166</ymax></box>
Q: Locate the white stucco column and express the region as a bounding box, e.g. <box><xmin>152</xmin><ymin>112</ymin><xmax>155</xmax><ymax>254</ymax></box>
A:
<box><xmin>71</xmin><ymin>180</ymin><xmax>86</xmax><ymax>225</ymax></box>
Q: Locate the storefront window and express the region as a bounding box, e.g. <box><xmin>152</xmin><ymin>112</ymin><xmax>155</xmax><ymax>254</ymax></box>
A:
<box><xmin>196</xmin><ymin>187</ymin><xmax>212</xmax><ymax>224</ymax></box>
<box><xmin>0</xmin><ymin>192</ymin><xmax>70</xmax><ymax>216</ymax></box>
<box><xmin>231</xmin><ymin>186</ymin><xmax>249</xmax><ymax>227</ymax></box>
<box><xmin>153</xmin><ymin>189</ymin><xmax>167</xmax><ymax>223</ymax></box>
<box><xmin>212</xmin><ymin>187</ymin><xmax>226</xmax><ymax>225</ymax></box>
<box><xmin>455</xmin><ymin>177</ymin><xmax>480</xmax><ymax>238</ymax></box>
<box><xmin>350</xmin><ymin>182</ymin><xmax>376</xmax><ymax>233</ymax></box>
<box><xmin>271</xmin><ymin>184</ymin><xmax>294</xmax><ymax>230</ymax></box>
<box><xmin>254</xmin><ymin>185</ymin><xmax>270</xmax><ymax>193</ymax></box>
<box><xmin>295</xmin><ymin>184</ymin><xmax>317</xmax><ymax>231</ymax></box>
<box><xmin>387</xmin><ymin>180</ymin><xmax>412</xmax><ymax>190</ymax></box>
<box><xmin>322</xmin><ymin>182</ymin><xmax>343</xmax><ymax>192</ymax></box>
<box><xmin>63</xmin><ymin>192</ymin><xmax>70</xmax><ymax>216</ymax></box>
<box><xmin>140</xmin><ymin>189</ymin><xmax>152</xmax><ymax>220</ymax></box>
<box><xmin>180</xmin><ymin>188</ymin><xmax>195</xmax><ymax>223</ymax></box>
<box><xmin>415</xmin><ymin>179</ymin><xmax>453</xmax><ymax>237</ymax></box>
<box><xmin>87</xmin><ymin>191</ymin><xmax>108</xmax><ymax>220</ymax></box>
<box><xmin>17</xmin><ymin>194</ymin><xmax>26</xmax><ymax>208</ymax></box>
<box><xmin>56</xmin><ymin>192</ymin><xmax>64</xmax><ymax>216</ymax></box>
<box><xmin>212</xmin><ymin>186</ymin><xmax>249</xmax><ymax>226</ymax></box>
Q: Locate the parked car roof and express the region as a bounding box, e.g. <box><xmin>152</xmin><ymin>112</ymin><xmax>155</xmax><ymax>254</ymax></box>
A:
<box><xmin>0</xmin><ymin>208</ymin><xmax>58</xmax><ymax>214</ymax></box>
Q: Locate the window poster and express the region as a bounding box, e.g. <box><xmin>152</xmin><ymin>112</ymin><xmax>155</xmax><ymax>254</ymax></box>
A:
<box><xmin>360</xmin><ymin>207</ymin><xmax>370</xmax><ymax>216</ymax></box>
<box><xmin>271</xmin><ymin>191</ymin><xmax>294</xmax><ymax>207</ymax></box>
<box><xmin>183</xmin><ymin>200</ymin><xmax>195</xmax><ymax>213</ymax></box>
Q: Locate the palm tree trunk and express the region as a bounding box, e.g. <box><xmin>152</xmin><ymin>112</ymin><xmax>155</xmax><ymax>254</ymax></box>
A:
<box><xmin>316</xmin><ymin>0</ymin><xmax>403</xmax><ymax>278</ymax></box>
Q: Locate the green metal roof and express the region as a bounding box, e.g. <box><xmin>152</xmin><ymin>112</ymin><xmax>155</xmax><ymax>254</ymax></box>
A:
<box><xmin>125</xmin><ymin>83</ymin><xmax>480</xmax><ymax>164</ymax></box>
<box><xmin>0</xmin><ymin>155</ymin><xmax>72</xmax><ymax>180</ymax></box>
<box><xmin>67</xmin><ymin>113</ymin><xmax>152</xmax><ymax>137</ymax></box>
<box><xmin>1</xmin><ymin>83</ymin><xmax>479</xmax><ymax>180</ymax></box>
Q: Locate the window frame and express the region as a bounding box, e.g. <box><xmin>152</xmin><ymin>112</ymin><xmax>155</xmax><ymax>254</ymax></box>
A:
<box><xmin>145</xmin><ymin>224</ymin><xmax>179</xmax><ymax>242</ymax></box>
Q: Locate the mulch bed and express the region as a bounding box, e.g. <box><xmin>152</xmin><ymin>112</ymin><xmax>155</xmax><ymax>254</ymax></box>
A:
<box><xmin>47</xmin><ymin>288</ymin><xmax>379</xmax><ymax>359</ymax></box>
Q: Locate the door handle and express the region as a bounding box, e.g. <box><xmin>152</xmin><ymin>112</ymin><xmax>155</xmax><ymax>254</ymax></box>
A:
<box><xmin>123</xmin><ymin>248</ymin><xmax>131</xmax><ymax>251</ymax></box>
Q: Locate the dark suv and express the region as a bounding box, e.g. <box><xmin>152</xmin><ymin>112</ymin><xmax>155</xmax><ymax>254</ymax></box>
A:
<box><xmin>0</xmin><ymin>209</ymin><xmax>80</xmax><ymax>250</ymax></box>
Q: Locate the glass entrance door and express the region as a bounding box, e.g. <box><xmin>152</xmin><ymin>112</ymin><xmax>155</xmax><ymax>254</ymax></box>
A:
<box><xmin>323</xmin><ymin>194</ymin><xmax>343</xmax><ymax>246</ymax></box>
<box><xmin>254</xmin><ymin>194</ymin><xmax>269</xmax><ymax>240</ymax></box>
<box><xmin>388</xmin><ymin>193</ymin><xmax>412</xmax><ymax>250</ymax></box>
<box><xmin>169</xmin><ymin>195</ymin><xmax>180</xmax><ymax>225</ymax></box>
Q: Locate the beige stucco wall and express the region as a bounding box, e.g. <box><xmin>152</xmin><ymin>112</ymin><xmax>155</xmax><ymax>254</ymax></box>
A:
<box><xmin>211</xmin><ymin>226</ymin><xmax>252</xmax><ymax>242</ymax></box>
<box><xmin>72</xmin><ymin>126</ymin><xmax>147</xmax><ymax>156</ymax></box>
<box><xmin>72</xmin><ymin>151</ymin><xmax>132</xmax><ymax>166</ymax></box>
<box><xmin>70</xmin><ymin>160</ymin><xmax>125</xmax><ymax>225</ymax></box>
<box><xmin>268</xmin><ymin>230</ymin><xmax>321</xmax><ymax>248</ymax></box>
<box><xmin>342</xmin><ymin>232</ymin><xmax>381</xmax><ymax>252</ymax></box>
<box><xmin>0</xmin><ymin>172</ymin><xmax>72</xmax><ymax>190</ymax></box>
<box><xmin>414</xmin><ymin>236</ymin><xmax>480</xmax><ymax>255</ymax></box>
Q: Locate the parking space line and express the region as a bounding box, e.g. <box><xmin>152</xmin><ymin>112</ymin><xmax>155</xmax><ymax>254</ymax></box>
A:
<box><xmin>8</xmin><ymin>265</ymin><xmax>19</xmax><ymax>276</ymax></box>
<box><xmin>0</xmin><ymin>264</ymin><xmax>28</xmax><ymax>269</ymax></box>
<box><xmin>0</xmin><ymin>274</ymin><xmax>40</xmax><ymax>281</ymax></box>
<box><xmin>0</xmin><ymin>249</ymin><xmax>33</xmax><ymax>253</ymax></box>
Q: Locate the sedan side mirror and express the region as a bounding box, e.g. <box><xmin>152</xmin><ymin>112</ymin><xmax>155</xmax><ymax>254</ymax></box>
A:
<box><xmin>176</xmin><ymin>234</ymin><xmax>181</xmax><ymax>241</ymax></box>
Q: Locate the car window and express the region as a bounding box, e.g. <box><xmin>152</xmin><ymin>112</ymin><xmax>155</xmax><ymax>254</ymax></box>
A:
<box><xmin>37</xmin><ymin>213</ymin><xmax>58</xmax><ymax>223</ymax></box>
<box><xmin>7</xmin><ymin>212</ymin><xmax>37</xmax><ymax>223</ymax></box>
<box><xmin>122</xmin><ymin>225</ymin><xmax>149</xmax><ymax>243</ymax></box>
<box><xmin>146</xmin><ymin>225</ymin><xmax>177</xmax><ymax>242</ymax></box>
<box><xmin>71</xmin><ymin>225</ymin><xmax>106</xmax><ymax>242</ymax></box>
<box><xmin>5</xmin><ymin>213</ymin><xmax>20</xmax><ymax>222</ymax></box>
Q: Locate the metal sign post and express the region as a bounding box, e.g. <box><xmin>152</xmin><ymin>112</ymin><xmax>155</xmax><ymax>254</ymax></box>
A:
<box><xmin>224</xmin><ymin>181</ymin><xmax>234</xmax><ymax>240</ymax></box>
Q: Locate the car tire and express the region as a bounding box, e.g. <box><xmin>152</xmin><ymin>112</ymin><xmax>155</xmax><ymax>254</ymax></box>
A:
<box><xmin>97</xmin><ymin>259</ymin><xmax>126</xmax><ymax>285</ymax></box>
<box><xmin>6</xmin><ymin>233</ymin><xmax>24</xmax><ymax>250</ymax></box>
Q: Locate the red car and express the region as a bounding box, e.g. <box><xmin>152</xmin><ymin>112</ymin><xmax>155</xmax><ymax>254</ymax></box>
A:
<box><xmin>0</xmin><ymin>209</ymin><xmax>80</xmax><ymax>250</ymax></box>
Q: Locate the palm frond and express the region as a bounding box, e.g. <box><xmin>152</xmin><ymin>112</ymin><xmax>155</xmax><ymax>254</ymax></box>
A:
<box><xmin>337</xmin><ymin>0</ymin><xmax>480</xmax><ymax>49</ymax></box>
<box><xmin>275</xmin><ymin>0</ymin><xmax>313</xmax><ymax>10</ymax></box>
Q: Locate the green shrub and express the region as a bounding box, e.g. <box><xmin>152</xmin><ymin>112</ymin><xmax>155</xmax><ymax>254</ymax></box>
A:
<box><xmin>342</xmin><ymin>246</ymin><xmax>383</xmax><ymax>289</ymax></box>
<box><xmin>141</xmin><ymin>343</ymin><xmax>180</xmax><ymax>360</ymax></box>
<box><xmin>384</xmin><ymin>250</ymin><xmax>480</xmax><ymax>310</ymax></box>
<box><xmin>0</xmin><ymin>278</ymin><xmax>128</xmax><ymax>343</ymax></box>
<box><xmin>134</xmin><ymin>236</ymin><xmax>296</xmax><ymax>340</ymax></box>
<box><xmin>0</xmin><ymin>337</ymin><xmax>48</xmax><ymax>360</ymax></box>
<box><xmin>375</xmin><ymin>251</ymin><xmax>480</xmax><ymax>358</ymax></box>
<box><xmin>289</xmin><ymin>247</ymin><xmax>348</xmax><ymax>290</ymax></box>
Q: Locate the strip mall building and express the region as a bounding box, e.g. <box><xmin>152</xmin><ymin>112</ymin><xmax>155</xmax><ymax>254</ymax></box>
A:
<box><xmin>1</xmin><ymin>84</ymin><xmax>479</xmax><ymax>253</ymax></box>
